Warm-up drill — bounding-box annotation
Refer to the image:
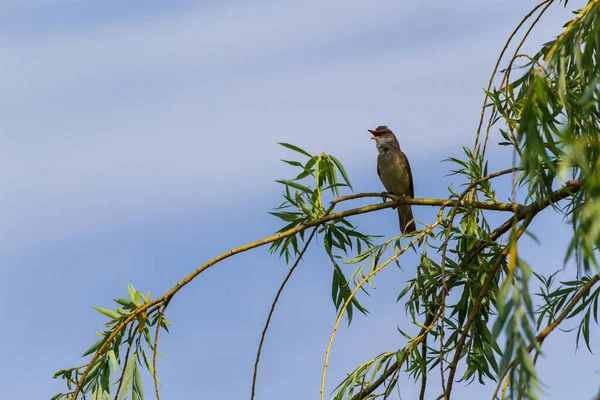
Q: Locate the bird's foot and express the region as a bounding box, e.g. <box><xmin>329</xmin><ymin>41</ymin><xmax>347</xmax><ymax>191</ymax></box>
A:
<box><xmin>399</xmin><ymin>193</ymin><xmax>407</xmax><ymax>205</ymax></box>
<box><xmin>381</xmin><ymin>191</ymin><xmax>390</xmax><ymax>203</ymax></box>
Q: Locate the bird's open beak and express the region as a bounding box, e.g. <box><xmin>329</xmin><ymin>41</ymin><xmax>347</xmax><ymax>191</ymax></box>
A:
<box><xmin>368</xmin><ymin>129</ymin><xmax>381</xmax><ymax>139</ymax></box>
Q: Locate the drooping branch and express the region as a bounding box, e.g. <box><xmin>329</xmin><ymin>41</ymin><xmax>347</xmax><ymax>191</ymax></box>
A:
<box><xmin>491</xmin><ymin>0</ymin><xmax>554</xmax><ymax>158</ymax></box>
<box><xmin>436</xmin><ymin>167</ymin><xmax>521</xmax><ymax>394</ymax></box>
<box><xmin>442</xmin><ymin>213</ymin><xmax>535</xmax><ymax>399</ymax></box>
<box><xmin>491</xmin><ymin>271</ymin><xmax>600</xmax><ymax>399</ymax></box>
<box><xmin>473</xmin><ymin>0</ymin><xmax>552</xmax><ymax>152</ymax></box>
<box><xmin>251</xmin><ymin>226</ymin><xmax>319</xmax><ymax>400</ymax></box>
<box><xmin>153</xmin><ymin>299</ymin><xmax>171</xmax><ymax>400</ymax></box>
<box><xmin>70</xmin><ymin>193</ymin><xmax>526</xmax><ymax>399</ymax></box>
<box><xmin>68</xmin><ymin>174</ymin><xmax>584</xmax><ymax>400</ymax></box>
<box><xmin>349</xmin><ymin>179</ymin><xmax>584</xmax><ymax>400</ymax></box>
<box><xmin>443</xmin><ymin>180</ymin><xmax>584</xmax><ymax>398</ymax></box>
<box><xmin>481</xmin><ymin>0</ymin><xmax>554</xmax><ymax>157</ymax></box>
<box><xmin>419</xmin><ymin>335</ymin><xmax>428</xmax><ymax>400</ymax></box>
<box><xmin>538</xmin><ymin>0</ymin><xmax>600</xmax><ymax>74</ymax></box>
<box><xmin>320</xmin><ymin>209</ymin><xmax>444</xmax><ymax>400</ymax></box>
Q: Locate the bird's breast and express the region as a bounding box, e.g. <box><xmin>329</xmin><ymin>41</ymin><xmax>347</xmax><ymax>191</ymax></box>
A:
<box><xmin>377</xmin><ymin>152</ymin><xmax>411</xmax><ymax>195</ymax></box>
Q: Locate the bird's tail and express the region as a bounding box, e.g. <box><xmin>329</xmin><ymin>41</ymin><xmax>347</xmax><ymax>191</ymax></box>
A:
<box><xmin>398</xmin><ymin>205</ymin><xmax>416</xmax><ymax>234</ymax></box>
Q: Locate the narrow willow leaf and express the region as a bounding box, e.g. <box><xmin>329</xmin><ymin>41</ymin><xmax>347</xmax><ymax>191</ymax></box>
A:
<box><xmin>143</xmin><ymin>351</ymin><xmax>156</xmax><ymax>378</ymax></box>
<box><xmin>114</xmin><ymin>298</ymin><xmax>136</xmax><ymax>308</ymax></box>
<box><xmin>127</xmin><ymin>283</ymin><xmax>137</xmax><ymax>304</ymax></box>
<box><xmin>133</xmin><ymin>365</ymin><xmax>144</xmax><ymax>399</ymax></box>
<box><xmin>278</xmin><ymin>142</ymin><xmax>312</xmax><ymax>158</ymax></box>
<box><xmin>519</xmin><ymin>344</ymin><xmax>536</xmax><ymax>377</ymax></box>
<box><xmin>281</xmin><ymin>159</ymin><xmax>304</xmax><ymax>168</ymax></box>
<box><xmin>92</xmin><ymin>307</ymin><xmax>121</xmax><ymax>321</ymax></box>
<box><xmin>118</xmin><ymin>353</ymin><xmax>138</xmax><ymax>400</ymax></box>
<box><xmin>276</xmin><ymin>179</ymin><xmax>313</xmax><ymax>194</ymax></box>
<box><xmin>82</xmin><ymin>336</ymin><xmax>107</xmax><ymax>357</ymax></box>
<box><xmin>107</xmin><ymin>349</ymin><xmax>118</xmax><ymax>375</ymax></box>
<box><xmin>329</xmin><ymin>155</ymin><xmax>352</xmax><ymax>189</ymax></box>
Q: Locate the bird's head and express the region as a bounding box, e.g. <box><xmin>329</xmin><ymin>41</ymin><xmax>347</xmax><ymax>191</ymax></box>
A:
<box><xmin>368</xmin><ymin>125</ymin><xmax>399</xmax><ymax>150</ymax></box>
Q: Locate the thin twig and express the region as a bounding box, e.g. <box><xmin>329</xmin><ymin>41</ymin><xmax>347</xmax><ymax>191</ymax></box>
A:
<box><xmin>350</xmin><ymin>180</ymin><xmax>584</xmax><ymax>400</ymax></box>
<box><xmin>473</xmin><ymin>0</ymin><xmax>552</xmax><ymax>151</ymax></box>
<box><xmin>71</xmin><ymin>192</ymin><xmax>527</xmax><ymax>399</ymax></box>
<box><xmin>251</xmin><ymin>226</ymin><xmax>319</xmax><ymax>400</ymax></box>
<box><xmin>443</xmin><ymin>181</ymin><xmax>584</xmax><ymax>398</ymax></box>
<box><xmin>383</xmin><ymin>362</ymin><xmax>401</xmax><ymax>400</ymax></box>
<box><xmin>438</xmin><ymin>166</ymin><xmax>520</xmax><ymax>295</ymax></box>
<box><xmin>114</xmin><ymin>323</ymin><xmax>138</xmax><ymax>400</ymax></box>
<box><xmin>501</xmin><ymin>373</ymin><xmax>511</xmax><ymax>399</ymax></box>
<box><xmin>437</xmin><ymin>168</ymin><xmax>520</xmax><ymax>396</ymax></box>
<box><xmin>438</xmin><ymin>302</ymin><xmax>448</xmax><ymax>399</ymax></box>
<box><xmin>153</xmin><ymin>298</ymin><xmax>171</xmax><ymax>400</ymax></box>
<box><xmin>71</xmin><ymin>178</ymin><xmax>583</xmax><ymax>400</ymax></box>
<box><xmin>443</xmin><ymin>213</ymin><xmax>534</xmax><ymax>399</ymax></box>
<box><xmin>538</xmin><ymin>0</ymin><xmax>600</xmax><ymax>74</ymax></box>
<box><xmin>482</xmin><ymin>0</ymin><xmax>553</xmax><ymax>158</ymax></box>
<box><xmin>419</xmin><ymin>334</ymin><xmax>428</xmax><ymax>400</ymax></box>
<box><xmin>491</xmin><ymin>272</ymin><xmax>600</xmax><ymax>399</ymax></box>
<box><xmin>321</xmin><ymin>216</ymin><xmax>443</xmax><ymax>400</ymax></box>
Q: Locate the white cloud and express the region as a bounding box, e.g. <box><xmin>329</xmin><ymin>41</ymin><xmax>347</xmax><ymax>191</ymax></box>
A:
<box><xmin>0</xmin><ymin>0</ymin><xmax>580</xmax><ymax>254</ymax></box>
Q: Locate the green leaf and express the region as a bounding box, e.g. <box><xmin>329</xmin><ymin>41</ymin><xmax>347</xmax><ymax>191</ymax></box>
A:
<box><xmin>519</xmin><ymin>344</ymin><xmax>536</xmax><ymax>377</ymax></box>
<box><xmin>91</xmin><ymin>387</ymin><xmax>102</xmax><ymax>400</ymax></box>
<box><xmin>143</xmin><ymin>350</ymin><xmax>156</xmax><ymax>378</ymax></box>
<box><xmin>82</xmin><ymin>336</ymin><xmax>107</xmax><ymax>357</ymax></box>
<box><xmin>329</xmin><ymin>155</ymin><xmax>352</xmax><ymax>189</ymax></box>
<box><xmin>276</xmin><ymin>179</ymin><xmax>313</xmax><ymax>194</ymax></box>
<box><xmin>107</xmin><ymin>349</ymin><xmax>118</xmax><ymax>374</ymax></box>
<box><xmin>281</xmin><ymin>159</ymin><xmax>304</xmax><ymax>168</ymax></box>
<box><xmin>133</xmin><ymin>364</ymin><xmax>144</xmax><ymax>399</ymax></box>
<box><xmin>278</xmin><ymin>142</ymin><xmax>312</xmax><ymax>158</ymax></box>
<box><xmin>92</xmin><ymin>307</ymin><xmax>121</xmax><ymax>320</ymax></box>
<box><xmin>127</xmin><ymin>283</ymin><xmax>138</xmax><ymax>305</ymax></box>
<box><xmin>114</xmin><ymin>298</ymin><xmax>136</xmax><ymax>308</ymax></box>
<box><xmin>118</xmin><ymin>353</ymin><xmax>137</xmax><ymax>400</ymax></box>
<box><xmin>396</xmin><ymin>283</ymin><xmax>413</xmax><ymax>302</ymax></box>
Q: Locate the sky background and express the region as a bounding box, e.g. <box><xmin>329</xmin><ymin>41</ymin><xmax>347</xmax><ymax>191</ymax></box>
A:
<box><xmin>1</xmin><ymin>1</ymin><xmax>598</xmax><ymax>399</ymax></box>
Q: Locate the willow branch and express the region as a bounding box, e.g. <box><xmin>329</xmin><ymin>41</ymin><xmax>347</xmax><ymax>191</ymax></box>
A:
<box><xmin>440</xmin><ymin>167</ymin><xmax>520</xmax><ymax>290</ymax></box>
<box><xmin>482</xmin><ymin>0</ymin><xmax>553</xmax><ymax>159</ymax></box>
<box><xmin>443</xmin><ymin>213</ymin><xmax>534</xmax><ymax>399</ymax></box>
<box><xmin>350</xmin><ymin>311</ymin><xmax>441</xmax><ymax>400</ymax></box>
<box><xmin>153</xmin><ymin>299</ymin><xmax>171</xmax><ymax>400</ymax></box>
<box><xmin>443</xmin><ymin>180</ymin><xmax>584</xmax><ymax>398</ymax></box>
<box><xmin>349</xmin><ymin>179</ymin><xmax>584</xmax><ymax>400</ymax></box>
<box><xmin>538</xmin><ymin>0</ymin><xmax>600</xmax><ymax>74</ymax></box>
<box><xmin>419</xmin><ymin>334</ymin><xmax>428</xmax><ymax>400</ymax></box>
<box><xmin>382</xmin><ymin>360</ymin><xmax>401</xmax><ymax>400</ymax></box>
<box><xmin>251</xmin><ymin>226</ymin><xmax>319</xmax><ymax>400</ymax></box>
<box><xmin>321</xmin><ymin>214</ymin><xmax>444</xmax><ymax>400</ymax></box>
<box><xmin>443</xmin><ymin>181</ymin><xmax>583</xmax><ymax>398</ymax></box>
<box><xmin>71</xmin><ymin>192</ymin><xmax>525</xmax><ymax>399</ymax></box>
<box><xmin>473</xmin><ymin>0</ymin><xmax>552</xmax><ymax>151</ymax></box>
<box><xmin>334</xmin><ymin>193</ymin><xmax>523</xmax><ymax>212</ymax></box>
<box><xmin>114</xmin><ymin>323</ymin><xmax>137</xmax><ymax>400</ymax></box>
<box><xmin>482</xmin><ymin>0</ymin><xmax>553</xmax><ymax>157</ymax></box>
<box><xmin>71</xmin><ymin>176</ymin><xmax>582</xmax><ymax>400</ymax></box>
<box><xmin>437</xmin><ymin>167</ymin><xmax>520</xmax><ymax>396</ymax></box>
<box><xmin>491</xmin><ymin>272</ymin><xmax>600</xmax><ymax>399</ymax></box>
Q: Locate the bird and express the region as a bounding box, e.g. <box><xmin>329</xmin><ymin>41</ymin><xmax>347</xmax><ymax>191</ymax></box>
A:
<box><xmin>368</xmin><ymin>125</ymin><xmax>416</xmax><ymax>234</ymax></box>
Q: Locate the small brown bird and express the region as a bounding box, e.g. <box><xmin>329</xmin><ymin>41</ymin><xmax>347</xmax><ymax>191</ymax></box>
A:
<box><xmin>369</xmin><ymin>125</ymin><xmax>416</xmax><ymax>234</ymax></box>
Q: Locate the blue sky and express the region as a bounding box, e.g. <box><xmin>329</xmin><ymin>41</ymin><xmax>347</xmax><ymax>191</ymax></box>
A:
<box><xmin>1</xmin><ymin>1</ymin><xmax>598</xmax><ymax>399</ymax></box>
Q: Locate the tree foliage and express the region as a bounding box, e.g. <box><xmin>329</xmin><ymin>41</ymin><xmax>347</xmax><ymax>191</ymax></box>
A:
<box><xmin>53</xmin><ymin>1</ymin><xmax>600</xmax><ymax>399</ymax></box>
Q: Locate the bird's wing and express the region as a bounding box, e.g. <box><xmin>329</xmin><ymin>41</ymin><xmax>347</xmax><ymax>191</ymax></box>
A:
<box><xmin>401</xmin><ymin>151</ymin><xmax>415</xmax><ymax>198</ymax></box>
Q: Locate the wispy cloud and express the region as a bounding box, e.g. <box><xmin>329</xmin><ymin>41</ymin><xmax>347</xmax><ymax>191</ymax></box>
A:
<box><xmin>1</xmin><ymin>1</ymin><xmax>576</xmax><ymax>254</ymax></box>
